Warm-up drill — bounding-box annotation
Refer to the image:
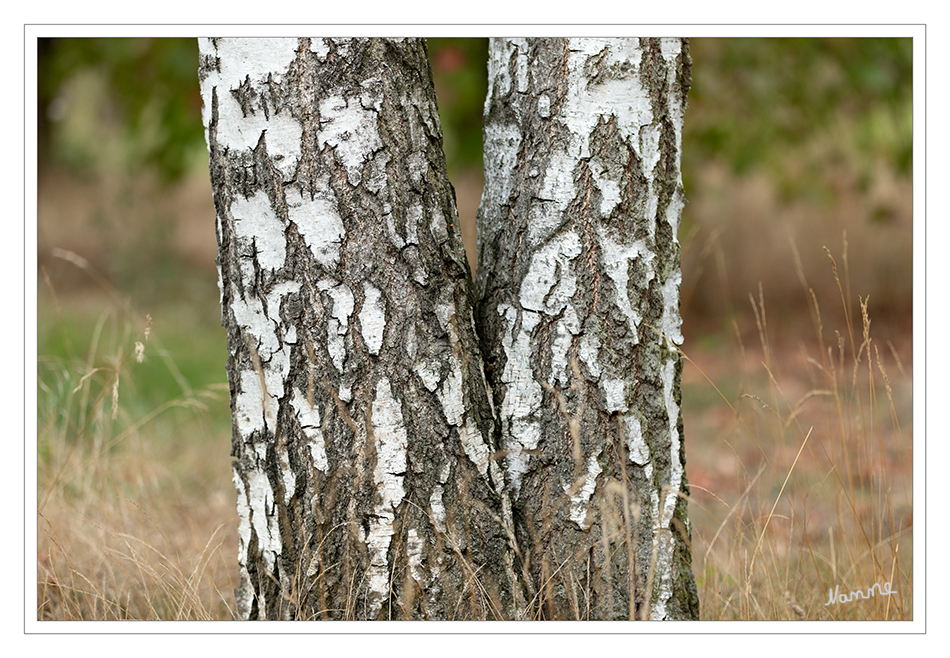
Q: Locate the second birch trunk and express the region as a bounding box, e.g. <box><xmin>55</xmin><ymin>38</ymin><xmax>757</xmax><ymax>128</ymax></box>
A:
<box><xmin>476</xmin><ymin>37</ymin><xmax>700</xmax><ymax>620</ymax></box>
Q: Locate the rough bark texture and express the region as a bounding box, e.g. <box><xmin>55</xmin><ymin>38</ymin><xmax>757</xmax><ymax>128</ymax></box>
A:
<box><xmin>476</xmin><ymin>38</ymin><xmax>699</xmax><ymax>620</ymax></box>
<box><xmin>199</xmin><ymin>38</ymin><xmax>521</xmax><ymax>620</ymax></box>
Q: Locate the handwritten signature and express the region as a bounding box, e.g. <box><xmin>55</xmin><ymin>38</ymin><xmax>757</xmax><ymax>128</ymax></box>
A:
<box><xmin>825</xmin><ymin>581</ymin><xmax>894</xmax><ymax>606</ymax></box>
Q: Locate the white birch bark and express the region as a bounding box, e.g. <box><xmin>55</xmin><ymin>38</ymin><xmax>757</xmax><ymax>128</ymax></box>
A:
<box><xmin>200</xmin><ymin>37</ymin><xmax>521</xmax><ymax>620</ymax></box>
<box><xmin>476</xmin><ymin>37</ymin><xmax>699</xmax><ymax>620</ymax></box>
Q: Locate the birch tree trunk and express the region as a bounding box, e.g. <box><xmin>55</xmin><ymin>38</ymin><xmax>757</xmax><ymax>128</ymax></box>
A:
<box><xmin>476</xmin><ymin>38</ymin><xmax>699</xmax><ymax>620</ymax></box>
<box><xmin>199</xmin><ymin>38</ymin><xmax>522</xmax><ymax>620</ymax></box>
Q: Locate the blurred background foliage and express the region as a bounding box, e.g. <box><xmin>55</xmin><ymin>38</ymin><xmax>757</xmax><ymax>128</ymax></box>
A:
<box><xmin>38</xmin><ymin>38</ymin><xmax>206</xmax><ymax>182</ymax></box>
<box><xmin>37</xmin><ymin>37</ymin><xmax>912</xmax><ymax>196</ymax></box>
<box><xmin>686</xmin><ymin>38</ymin><xmax>912</xmax><ymax>205</ymax></box>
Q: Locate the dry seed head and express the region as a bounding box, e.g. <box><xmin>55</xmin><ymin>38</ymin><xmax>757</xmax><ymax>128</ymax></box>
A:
<box><xmin>51</xmin><ymin>247</ymin><xmax>89</xmax><ymax>270</ymax></box>
<box><xmin>111</xmin><ymin>374</ymin><xmax>119</xmax><ymax>421</ymax></box>
<box><xmin>861</xmin><ymin>296</ymin><xmax>871</xmax><ymax>344</ymax></box>
<box><xmin>71</xmin><ymin>367</ymin><xmax>102</xmax><ymax>395</ymax></box>
<box><xmin>824</xmin><ymin>247</ymin><xmax>840</xmax><ymax>286</ymax></box>
<box><xmin>785</xmin><ymin>590</ymin><xmax>806</xmax><ymax>620</ymax></box>
<box><xmin>875</xmin><ymin>345</ymin><xmax>893</xmax><ymax>398</ymax></box>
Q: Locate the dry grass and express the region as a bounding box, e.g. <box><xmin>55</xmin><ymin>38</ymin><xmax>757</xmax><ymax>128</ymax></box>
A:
<box><xmin>683</xmin><ymin>240</ymin><xmax>913</xmax><ymax>621</ymax></box>
<box><xmin>36</xmin><ymin>274</ymin><xmax>239</xmax><ymax>621</ymax></box>
<box><xmin>35</xmin><ymin>239</ymin><xmax>912</xmax><ymax>623</ymax></box>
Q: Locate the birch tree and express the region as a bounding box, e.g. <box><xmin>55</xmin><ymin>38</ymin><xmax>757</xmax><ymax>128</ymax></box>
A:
<box><xmin>199</xmin><ymin>37</ymin><xmax>521</xmax><ymax>620</ymax></box>
<box><xmin>476</xmin><ymin>38</ymin><xmax>699</xmax><ymax>620</ymax></box>
<box><xmin>200</xmin><ymin>36</ymin><xmax>699</xmax><ymax>621</ymax></box>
